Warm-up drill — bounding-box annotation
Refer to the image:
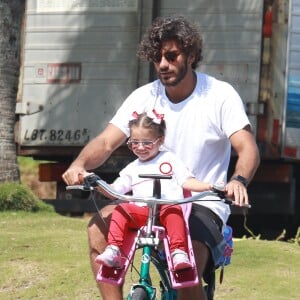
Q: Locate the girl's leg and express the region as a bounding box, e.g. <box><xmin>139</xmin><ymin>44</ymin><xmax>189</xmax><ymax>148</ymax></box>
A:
<box><xmin>108</xmin><ymin>204</ymin><xmax>149</xmax><ymax>247</ymax></box>
<box><xmin>87</xmin><ymin>204</ymin><xmax>123</xmax><ymax>300</ymax></box>
<box><xmin>159</xmin><ymin>205</ymin><xmax>188</xmax><ymax>253</ymax></box>
<box><xmin>97</xmin><ymin>204</ymin><xmax>150</xmax><ymax>267</ymax></box>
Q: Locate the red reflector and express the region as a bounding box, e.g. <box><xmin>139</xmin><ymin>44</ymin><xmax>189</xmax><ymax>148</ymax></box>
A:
<box><xmin>283</xmin><ymin>147</ymin><xmax>297</xmax><ymax>158</ymax></box>
<box><xmin>39</xmin><ymin>163</ymin><xmax>69</xmax><ymax>182</ymax></box>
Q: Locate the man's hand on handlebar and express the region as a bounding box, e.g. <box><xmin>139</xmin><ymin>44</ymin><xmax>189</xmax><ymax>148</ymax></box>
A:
<box><xmin>211</xmin><ymin>182</ymin><xmax>250</xmax><ymax>208</ymax></box>
<box><xmin>225</xmin><ymin>180</ymin><xmax>249</xmax><ymax>207</ymax></box>
<box><xmin>62</xmin><ymin>165</ymin><xmax>87</xmax><ymax>185</ymax></box>
<box><xmin>62</xmin><ymin>165</ymin><xmax>96</xmax><ymax>186</ymax></box>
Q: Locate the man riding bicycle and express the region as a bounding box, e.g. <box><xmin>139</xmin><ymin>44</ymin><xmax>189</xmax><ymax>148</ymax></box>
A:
<box><xmin>62</xmin><ymin>15</ymin><xmax>260</xmax><ymax>300</ymax></box>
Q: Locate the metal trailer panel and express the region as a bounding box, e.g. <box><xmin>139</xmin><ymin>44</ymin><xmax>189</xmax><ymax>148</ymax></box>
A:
<box><xmin>270</xmin><ymin>23</ymin><xmax>287</xmax><ymax>128</ymax></box>
<box><xmin>17</xmin><ymin>0</ymin><xmax>263</xmax><ymax>149</ymax></box>
<box><xmin>17</xmin><ymin>0</ymin><xmax>148</xmax><ymax>147</ymax></box>
<box><xmin>282</xmin><ymin>0</ymin><xmax>300</xmax><ymax>159</ymax></box>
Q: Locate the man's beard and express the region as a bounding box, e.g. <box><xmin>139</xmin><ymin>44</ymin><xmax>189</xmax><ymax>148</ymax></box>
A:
<box><xmin>159</xmin><ymin>60</ymin><xmax>188</xmax><ymax>87</ymax></box>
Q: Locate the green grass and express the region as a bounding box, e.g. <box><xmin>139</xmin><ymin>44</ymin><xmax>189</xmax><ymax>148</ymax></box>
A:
<box><xmin>17</xmin><ymin>156</ymin><xmax>41</xmax><ymax>172</ymax></box>
<box><xmin>0</xmin><ymin>212</ymin><xmax>299</xmax><ymax>300</ymax></box>
<box><xmin>0</xmin><ymin>212</ymin><xmax>99</xmax><ymax>300</ymax></box>
<box><xmin>17</xmin><ymin>156</ymin><xmax>56</xmax><ymax>199</ymax></box>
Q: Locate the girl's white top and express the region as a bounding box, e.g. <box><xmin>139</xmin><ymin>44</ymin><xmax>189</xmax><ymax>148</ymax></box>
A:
<box><xmin>112</xmin><ymin>150</ymin><xmax>193</xmax><ymax>205</ymax></box>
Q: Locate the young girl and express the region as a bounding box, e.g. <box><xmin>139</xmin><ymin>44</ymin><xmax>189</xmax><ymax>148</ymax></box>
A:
<box><xmin>95</xmin><ymin>110</ymin><xmax>213</xmax><ymax>270</ymax></box>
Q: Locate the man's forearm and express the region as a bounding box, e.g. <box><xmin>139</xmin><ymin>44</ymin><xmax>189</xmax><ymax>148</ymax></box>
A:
<box><xmin>70</xmin><ymin>124</ymin><xmax>127</xmax><ymax>171</ymax></box>
<box><xmin>232</xmin><ymin>146</ymin><xmax>260</xmax><ymax>184</ymax></box>
<box><xmin>71</xmin><ymin>137</ymin><xmax>113</xmax><ymax>171</ymax></box>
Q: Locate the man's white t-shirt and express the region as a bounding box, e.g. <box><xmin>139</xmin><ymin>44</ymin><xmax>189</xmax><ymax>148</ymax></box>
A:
<box><xmin>112</xmin><ymin>150</ymin><xmax>193</xmax><ymax>205</ymax></box>
<box><xmin>110</xmin><ymin>72</ymin><xmax>250</xmax><ymax>225</ymax></box>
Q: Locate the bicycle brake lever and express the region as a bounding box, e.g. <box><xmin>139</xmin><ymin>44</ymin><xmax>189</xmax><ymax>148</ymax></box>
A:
<box><xmin>212</xmin><ymin>184</ymin><xmax>251</xmax><ymax>208</ymax></box>
<box><xmin>222</xmin><ymin>198</ymin><xmax>234</xmax><ymax>205</ymax></box>
<box><xmin>218</xmin><ymin>194</ymin><xmax>251</xmax><ymax>208</ymax></box>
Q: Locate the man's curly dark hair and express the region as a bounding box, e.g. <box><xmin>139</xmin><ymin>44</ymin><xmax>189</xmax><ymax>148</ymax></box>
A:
<box><xmin>137</xmin><ymin>15</ymin><xmax>203</xmax><ymax>69</ymax></box>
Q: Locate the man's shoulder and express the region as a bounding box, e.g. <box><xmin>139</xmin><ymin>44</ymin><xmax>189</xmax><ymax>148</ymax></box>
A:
<box><xmin>196</xmin><ymin>72</ymin><xmax>234</xmax><ymax>90</ymax></box>
<box><xmin>131</xmin><ymin>79</ymin><xmax>160</xmax><ymax>96</ymax></box>
<box><xmin>117</xmin><ymin>80</ymin><xmax>160</xmax><ymax>115</ymax></box>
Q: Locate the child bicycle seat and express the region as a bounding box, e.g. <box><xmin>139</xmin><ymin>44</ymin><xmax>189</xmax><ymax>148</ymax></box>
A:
<box><xmin>96</xmin><ymin>203</ymin><xmax>199</xmax><ymax>289</ymax></box>
<box><xmin>164</xmin><ymin>203</ymin><xmax>199</xmax><ymax>289</ymax></box>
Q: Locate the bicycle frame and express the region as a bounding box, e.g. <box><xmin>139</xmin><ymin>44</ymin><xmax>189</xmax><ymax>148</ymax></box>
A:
<box><xmin>96</xmin><ymin>175</ymin><xmax>199</xmax><ymax>299</ymax></box>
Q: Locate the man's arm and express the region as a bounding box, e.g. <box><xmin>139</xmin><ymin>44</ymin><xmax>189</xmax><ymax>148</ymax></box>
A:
<box><xmin>62</xmin><ymin>123</ymin><xmax>127</xmax><ymax>185</ymax></box>
<box><xmin>226</xmin><ymin>125</ymin><xmax>260</xmax><ymax>205</ymax></box>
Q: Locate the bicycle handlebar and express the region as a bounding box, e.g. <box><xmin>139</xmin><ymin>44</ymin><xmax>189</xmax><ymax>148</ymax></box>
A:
<box><xmin>66</xmin><ymin>173</ymin><xmax>251</xmax><ymax>208</ymax></box>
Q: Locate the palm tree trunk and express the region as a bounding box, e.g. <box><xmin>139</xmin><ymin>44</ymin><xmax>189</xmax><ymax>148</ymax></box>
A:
<box><xmin>0</xmin><ymin>0</ymin><xmax>25</xmax><ymax>182</ymax></box>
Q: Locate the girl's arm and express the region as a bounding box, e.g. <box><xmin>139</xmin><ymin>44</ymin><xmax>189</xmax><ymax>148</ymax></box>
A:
<box><xmin>182</xmin><ymin>177</ymin><xmax>212</xmax><ymax>192</ymax></box>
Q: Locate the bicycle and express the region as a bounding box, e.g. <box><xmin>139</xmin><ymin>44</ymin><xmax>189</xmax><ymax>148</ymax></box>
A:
<box><xmin>67</xmin><ymin>173</ymin><xmax>250</xmax><ymax>300</ymax></box>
